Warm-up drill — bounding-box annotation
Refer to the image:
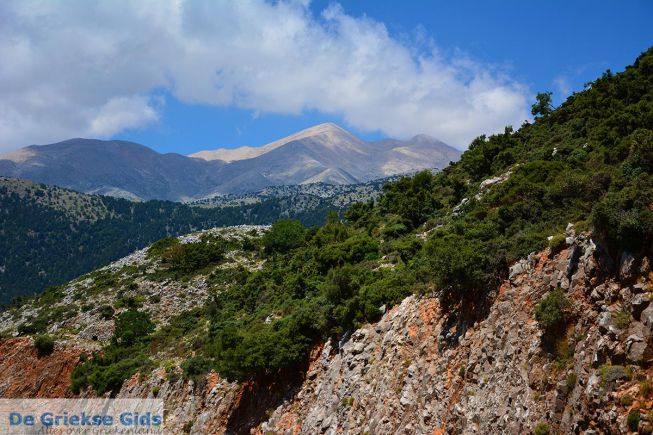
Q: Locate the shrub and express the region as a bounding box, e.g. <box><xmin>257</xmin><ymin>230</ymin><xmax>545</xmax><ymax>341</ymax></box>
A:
<box><xmin>163</xmin><ymin>239</ymin><xmax>226</xmax><ymax>274</ymax></box>
<box><xmin>113</xmin><ymin>310</ymin><xmax>155</xmax><ymax>347</ymax></box>
<box><xmin>379</xmin><ymin>170</ymin><xmax>441</xmax><ymax>228</ymax></box>
<box><xmin>548</xmin><ymin>234</ymin><xmax>567</xmax><ymax>254</ymax></box>
<box><xmin>34</xmin><ymin>335</ymin><xmax>55</xmax><ymax>357</ymax></box>
<box><xmin>423</xmin><ymin>233</ymin><xmax>502</xmax><ymax>303</ymax></box>
<box><xmin>181</xmin><ymin>356</ymin><xmax>213</xmax><ymax>383</ymax></box>
<box><xmin>71</xmin><ymin>311</ymin><xmax>155</xmax><ymax>395</ymax></box>
<box><xmin>341</xmin><ymin>396</ymin><xmax>354</xmax><ymax>407</ymax></box>
<box><xmin>99</xmin><ymin>305</ymin><xmax>115</xmax><ymax>320</ymax></box>
<box><xmin>613</xmin><ymin>311</ymin><xmax>631</xmax><ymax>330</ymax></box>
<box><xmin>600</xmin><ymin>365</ymin><xmax>632</xmax><ymax>391</ymax></box>
<box><xmin>566</xmin><ymin>372</ymin><xmax>577</xmax><ymax>389</ymax></box>
<box><xmin>641</xmin><ymin>380</ymin><xmax>653</xmax><ymax>398</ymax></box>
<box><xmin>262</xmin><ymin>219</ymin><xmax>306</xmax><ymax>254</ymax></box>
<box><xmin>534</xmin><ymin>288</ymin><xmax>569</xmax><ymax>332</ymax></box>
<box><xmin>628</xmin><ymin>410</ymin><xmax>640</xmax><ymax>432</ymax></box>
<box><xmin>533</xmin><ymin>421</ymin><xmax>550</xmax><ymax>435</ymax></box>
<box><xmin>18</xmin><ymin>316</ymin><xmax>48</xmax><ymax>335</ymax></box>
<box><xmin>147</xmin><ymin>237</ymin><xmax>179</xmax><ymax>258</ymax></box>
<box><xmin>591</xmin><ymin>178</ymin><xmax>653</xmax><ymax>252</ymax></box>
<box><xmin>621</xmin><ymin>394</ymin><xmax>634</xmax><ymax>406</ymax></box>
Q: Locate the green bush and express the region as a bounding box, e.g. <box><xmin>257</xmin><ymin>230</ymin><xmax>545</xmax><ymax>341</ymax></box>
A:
<box><xmin>566</xmin><ymin>372</ymin><xmax>577</xmax><ymax>389</ymax></box>
<box><xmin>34</xmin><ymin>335</ymin><xmax>55</xmax><ymax>357</ymax></box>
<box><xmin>341</xmin><ymin>396</ymin><xmax>354</xmax><ymax>407</ymax></box>
<box><xmin>99</xmin><ymin>305</ymin><xmax>115</xmax><ymax>320</ymax></box>
<box><xmin>181</xmin><ymin>356</ymin><xmax>213</xmax><ymax>383</ymax></box>
<box><xmin>627</xmin><ymin>410</ymin><xmax>640</xmax><ymax>432</ymax></box>
<box><xmin>113</xmin><ymin>310</ymin><xmax>155</xmax><ymax>346</ymax></box>
<box><xmin>613</xmin><ymin>311</ymin><xmax>631</xmax><ymax>330</ymax></box>
<box><xmin>423</xmin><ymin>233</ymin><xmax>502</xmax><ymax>303</ymax></box>
<box><xmin>147</xmin><ymin>237</ymin><xmax>179</xmax><ymax>258</ymax></box>
<box><xmin>600</xmin><ymin>364</ymin><xmax>632</xmax><ymax>391</ymax></box>
<box><xmin>621</xmin><ymin>394</ymin><xmax>634</xmax><ymax>406</ymax></box>
<box><xmin>262</xmin><ymin>219</ymin><xmax>306</xmax><ymax>254</ymax></box>
<box><xmin>534</xmin><ymin>288</ymin><xmax>569</xmax><ymax>332</ymax></box>
<box><xmin>548</xmin><ymin>234</ymin><xmax>567</xmax><ymax>253</ymax></box>
<box><xmin>379</xmin><ymin>170</ymin><xmax>442</xmax><ymax>229</ymax></box>
<box><xmin>163</xmin><ymin>237</ymin><xmax>226</xmax><ymax>274</ymax></box>
<box><xmin>641</xmin><ymin>380</ymin><xmax>653</xmax><ymax>398</ymax></box>
<box><xmin>591</xmin><ymin>177</ymin><xmax>653</xmax><ymax>252</ymax></box>
<box><xmin>71</xmin><ymin>310</ymin><xmax>155</xmax><ymax>395</ymax></box>
<box><xmin>533</xmin><ymin>421</ymin><xmax>550</xmax><ymax>435</ymax></box>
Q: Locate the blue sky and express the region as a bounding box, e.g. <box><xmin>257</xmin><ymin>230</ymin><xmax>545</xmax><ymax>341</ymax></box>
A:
<box><xmin>1</xmin><ymin>1</ymin><xmax>652</xmax><ymax>154</ymax></box>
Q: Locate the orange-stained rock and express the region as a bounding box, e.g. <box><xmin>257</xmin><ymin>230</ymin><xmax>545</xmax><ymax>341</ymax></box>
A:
<box><xmin>0</xmin><ymin>337</ymin><xmax>84</xmax><ymax>398</ymax></box>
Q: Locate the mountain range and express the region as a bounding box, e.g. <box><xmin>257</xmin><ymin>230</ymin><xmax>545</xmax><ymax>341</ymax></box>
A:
<box><xmin>0</xmin><ymin>123</ymin><xmax>459</xmax><ymax>202</ymax></box>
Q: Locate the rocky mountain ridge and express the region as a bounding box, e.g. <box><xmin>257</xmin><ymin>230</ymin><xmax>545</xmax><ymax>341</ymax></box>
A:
<box><xmin>1</xmin><ymin>224</ymin><xmax>652</xmax><ymax>434</ymax></box>
<box><xmin>0</xmin><ymin>123</ymin><xmax>459</xmax><ymax>201</ymax></box>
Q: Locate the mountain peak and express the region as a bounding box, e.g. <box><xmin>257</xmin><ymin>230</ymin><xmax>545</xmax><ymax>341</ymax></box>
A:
<box><xmin>0</xmin><ymin>124</ymin><xmax>459</xmax><ymax>199</ymax></box>
<box><xmin>190</xmin><ymin>122</ymin><xmax>358</xmax><ymax>163</ymax></box>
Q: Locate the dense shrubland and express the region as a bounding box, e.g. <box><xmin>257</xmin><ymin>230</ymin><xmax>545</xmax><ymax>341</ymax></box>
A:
<box><xmin>34</xmin><ymin>47</ymin><xmax>653</xmax><ymax>392</ymax></box>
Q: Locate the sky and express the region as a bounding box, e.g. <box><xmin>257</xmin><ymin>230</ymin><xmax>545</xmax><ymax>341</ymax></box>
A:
<box><xmin>0</xmin><ymin>1</ymin><xmax>651</xmax><ymax>154</ymax></box>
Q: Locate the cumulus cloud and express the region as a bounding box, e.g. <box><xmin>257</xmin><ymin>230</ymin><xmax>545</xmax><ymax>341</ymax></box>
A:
<box><xmin>0</xmin><ymin>0</ymin><xmax>530</xmax><ymax>151</ymax></box>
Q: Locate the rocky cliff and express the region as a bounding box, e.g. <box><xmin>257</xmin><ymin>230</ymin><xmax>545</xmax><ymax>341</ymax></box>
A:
<box><xmin>1</xmin><ymin>228</ymin><xmax>652</xmax><ymax>434</ymax></box>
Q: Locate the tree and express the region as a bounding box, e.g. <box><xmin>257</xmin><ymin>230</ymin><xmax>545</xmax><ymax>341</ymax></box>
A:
<box><xmin>34</xmin><ymin>335</ymin><xmax>55</xmax><ymax>357</ymax></box>
<box><xmin>262</xmin><ymin>219</ymin><xmax>306</xmax><ymax>254</ymax></box>
<box><xmin>531</xmin><ymin>91</ymin><xmax>554</xmax><ymax>117</ymax></box>
<box><xmin>534</xmin><ymin>288</ymin><xmax>569</xmax><ymax>332</ymax></box>
<box><xmin>113</xmin><ymin>310</ymin><xmax>155</xmax><ymax>346</ymax></box>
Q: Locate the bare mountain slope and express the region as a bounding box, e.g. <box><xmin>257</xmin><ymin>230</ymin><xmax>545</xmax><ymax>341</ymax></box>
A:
<box><xmin>194</xmin><ymin>123</ymin><xmax>460</xmax><ymax>193</ymax></box>
<box><xmin>0</xmin><ymin>139</ymin><xmax>226</xmax><ymax>201</ymax></box>
<box><xmin>0</xmin><ymin>124</ymin><xmax>460</xmax><ymax>200</ymax></box>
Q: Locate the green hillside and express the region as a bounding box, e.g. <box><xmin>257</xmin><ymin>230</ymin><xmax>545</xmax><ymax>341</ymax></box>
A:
<box><xmin>0</xmin><ymin>177</ymin><xmax>386</xmax><ymax>305</ymax></box>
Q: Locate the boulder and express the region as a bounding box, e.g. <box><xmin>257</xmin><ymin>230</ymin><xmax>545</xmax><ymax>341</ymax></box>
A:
<box><xmin>630</xmin><ymin>294</ymin><xmax>651</xmax><ymax>320</ymax></box>
<box><xmin>619</xmin><ymin>251</ymin><xmax>636</xmax><ymax>281</ymax></box>
<box><xmin>591</xmin><ymin>284</ymin><xmax>606</xmax><ymax>301</ymax></box>
<box><xmin>642</xmin><ymin>305</ymin><xmax>653</xmax><ymax>335</ymax></box>
<box><xmin>627</xmin><ymin>336</ymin><xmax>653</xmax><ymax>364</ymax></box>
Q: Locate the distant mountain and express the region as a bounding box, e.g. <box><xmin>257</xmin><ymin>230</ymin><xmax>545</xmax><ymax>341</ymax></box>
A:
<box><xmin>0</xmin><ymin>123</ymin><xmax>460</xmax><ymax>201</ymax></box>
<box><xmin>191</xmin><ymin>123</ymin><xmax>460</xmax><ymax>189</ymax></box>
<box><xmin>0</xmin><ymin>139</ymin><xmax>226</xmax><ymax>201</ymax></box>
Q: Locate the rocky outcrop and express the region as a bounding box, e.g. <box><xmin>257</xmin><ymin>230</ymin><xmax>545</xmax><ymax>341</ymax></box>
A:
<box><xmin>1</xmin><ymin>234</ymin><xmax>652</xmax><ymax>434</ymax></box>
<box><xmin>255</xmin><ymin>236</ymin><xmax>653</xmax><ymax>434</ymax></box>
<box><xmin>0</xmin><ymin>337</ymin><xmax>83</xmax><ymax>398</ymax></box>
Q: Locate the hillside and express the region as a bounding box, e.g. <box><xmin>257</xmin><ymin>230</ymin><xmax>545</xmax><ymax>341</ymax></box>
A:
<box><xmin>0</xmin><ymin>47</ymin><xmax>652</xmax><ymax>433</ymax></box>
<box><xmin>0</xmin><ymin>124</ymin><xmax>459</xmax><ymax>200</ymax></box>
<box><xmin>190</xmin><ymin>175</ymin><xmax>402</xmax><ymax>217</ymax></box>
<box><xmin>2</xmin><ymin>229</ymin><xmax>649</xmax><ymax>433</ymax></box>
<box><xmin>0</xmin><ymin>176</ymin><xmax>390</xmax><ymax>304</ymax></box>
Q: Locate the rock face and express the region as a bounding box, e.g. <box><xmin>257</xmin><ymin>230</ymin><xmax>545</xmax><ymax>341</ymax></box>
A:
<box><xmin>0</xmin><ymin>124</ymin><xmax>460</xmax><ymax>200</ymax></box>
<box><xmin>0</xmin><ymin>338</ymin><xmax>83</xmax><ymax>398</ymax></box>
<box><xmin>2</xmin><ymin>235</ymin><xmax>653</xmax><ymax>434</ymax></box>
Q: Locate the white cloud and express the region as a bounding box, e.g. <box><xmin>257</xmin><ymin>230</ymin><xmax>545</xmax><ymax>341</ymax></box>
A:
<box><xmin>88</xmin><ymin>96</ymin><xmax>160</xmax><ymax>137</ymax></box>
<box><xmin>553</xmin><ymin>75</ymin><xmax>572</xmax><ymax>99</ymax></box>
<box><xmin>0</xmin><ymin>0</ymin><xmax>531</xmax><ymax>151</ymax></box>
